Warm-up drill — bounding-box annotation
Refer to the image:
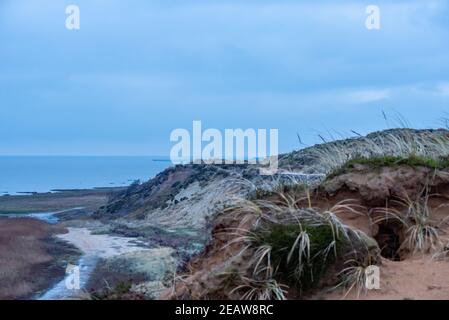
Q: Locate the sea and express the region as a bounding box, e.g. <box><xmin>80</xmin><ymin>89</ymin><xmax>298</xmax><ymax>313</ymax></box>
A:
<box><xmin>0</xmin><ymin>156</ymin><xmax>172</xmax><ymax>195</ymax></box>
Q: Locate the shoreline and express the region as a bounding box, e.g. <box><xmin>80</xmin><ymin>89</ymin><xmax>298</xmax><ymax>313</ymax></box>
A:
<box><xmin>40</xmin><ymin>227</ymin><xmax>169</xmax><ymax>300</ymax></box>
<box><xmin>0</xmin><ymin>187</ymin><xmax>125</xmax><ymax>215</ymax></box>
<box><xmin>0</xmin><ymin>188</ymin><xmax>125</xmax><ymax>300</ymax></box>
<box><xmin>0</xmin><ymin>186</ymin><xmax>176</xmax><ymax>300</ymax></box>
<box><xmin>31</xmin><ymin>236</ymin><xmax>83</xmax><ymax>300</ymax></box>
<box><xmin>0</xmin><ymin>215</ymin><xmax>155</xmax><ymax>300</ymax></box>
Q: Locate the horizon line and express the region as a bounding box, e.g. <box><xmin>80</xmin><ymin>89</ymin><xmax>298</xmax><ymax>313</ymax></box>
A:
<box><xmin>0</xmin><ymin>154</ymin><xmax>169</xmax><ymax>157</ymax></box>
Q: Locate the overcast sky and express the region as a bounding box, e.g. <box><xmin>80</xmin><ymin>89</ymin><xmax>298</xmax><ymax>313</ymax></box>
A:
<box><xmin>1</xmin><ymin>0</ymin><xmax>449</xmax><ymax>155</ymax></box>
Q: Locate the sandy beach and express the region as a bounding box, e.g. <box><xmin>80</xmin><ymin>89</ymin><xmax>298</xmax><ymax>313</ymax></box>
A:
<box><xmin>57</xmin><ymin>227</ymin><xmax>150</xmax><ymax>258</ymax></box>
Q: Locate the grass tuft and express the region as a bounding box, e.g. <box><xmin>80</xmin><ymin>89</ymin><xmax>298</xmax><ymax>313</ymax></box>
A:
<box><xmin>253</xmin><ymin>222</ymin><xmax>344</xmax><ymax>292</ymax></box>
<box><xmin>373</xmin><ymin>188</ymin><xmax>443</xmax><ymax>255</ymax></box>
<box><xmin>307</xmin><ymin>130</ymin><xmax>449</xmax><ymax>175</ymax></box>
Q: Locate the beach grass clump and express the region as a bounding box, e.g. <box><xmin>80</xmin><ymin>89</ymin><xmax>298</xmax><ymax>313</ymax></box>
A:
<box><xmin>252</xmin><ymin>221</ymin><xmax>344</xmax><ymax>292</ymax></box>
<box><xmin>373</xmin><ymin>189</ymin><xmax>443</xmax><ymax>255</ymax></box>
<box><xmin>309</xmin><ymin>130</ymin><xmax>449</xmax><ymax>174</ymax></box>
<box><xmin>230</xmin><ymin>277</ymin><xmax>288</xmax><ymax>300</ymax></box>
<box><xmin>336</xmin><ymin>255</ymin><xmax>378</xmax><ymax>298</ymax></box>
<box><xmin>225</xmin><ymin>198</ymin><xmax>374</xmax><ymax>299</ymax></box>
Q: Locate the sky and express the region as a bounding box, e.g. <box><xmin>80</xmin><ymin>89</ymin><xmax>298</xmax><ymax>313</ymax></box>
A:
<box><xmin>1</xmin><ymin>0</ymin><xmax>449</xmax><ymax>156</ymax></box>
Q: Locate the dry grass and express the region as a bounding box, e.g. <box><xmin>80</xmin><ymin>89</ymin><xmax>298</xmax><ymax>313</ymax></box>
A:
<box><xmin>230</xmin><ymin>277</ymin><xmax>288</xmax><ymax>300</ymax></box>
<box><xmin>310</xmin><ymin>130</ymin><xmax>449</xmax><ymax>174</ymax></box>
<box><xmin>0</xmin><ymin>218</ymin><xmax>75</xmax><ymax>299</ymax></box>
<box><xmin>220</xmin><ymin>189</ymin><xmax>375</xmax><ymax>299</ymax></box>
<box><xmin>336</xmin><ymin>256</ymin><xmax>378</xmax><ymax>298</ymax></box>
<box><xmin>373</xmin><ymin>188</ymin><xmax>444</xmax><ymax>255</ymax></box>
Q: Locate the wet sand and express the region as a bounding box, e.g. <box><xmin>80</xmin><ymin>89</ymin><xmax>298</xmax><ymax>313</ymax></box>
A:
<box><xmin>42</xmin><ymin>227</ymin><xmax>158</xmax><ymax>299</ymax></box>
<box><xmin>57</xmin><ymin>227</ymin><xmax>150</xmax><ymax>258</ymax></box>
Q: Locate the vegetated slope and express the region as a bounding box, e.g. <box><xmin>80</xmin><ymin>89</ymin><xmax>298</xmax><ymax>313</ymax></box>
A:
<box><xmin>93</xmin><ymin>164</ymin><xmax>260</xmax><ymax>229</ymax></box>
<box><xmin>279</xmin><ymin>128</ymin><xmax>449</xmax><ymax>173</ymax></box>
<box><xmin>96</xmin><ymin>128</ymin><xmax>449</xmax><ymax>227</ymax></box>
<box><xmin>164</xmin><ymin>161</ymin><xmax>449</xmax><ymax>300</ymax></box>
<box><xmin>92</xmin><ymin>128</ymin><xmax>449</xmax><ymax>299</ymax></box>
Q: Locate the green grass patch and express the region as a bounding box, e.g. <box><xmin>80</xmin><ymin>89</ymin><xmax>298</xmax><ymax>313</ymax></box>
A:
<box><xmin>327</xmin><ymin>155</ymin><xmax>449</xmax><ymax>179</ymax></box>
<box><xmin>255</xmin><ymin>222</ymin><xmax>344</xmax><ymax>293</ymax></box>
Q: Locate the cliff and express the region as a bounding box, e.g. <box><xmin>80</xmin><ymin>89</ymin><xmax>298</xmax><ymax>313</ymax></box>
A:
<box><xmin>92</xmin><ymin>128</ymin><xmax>449</xmax><ymax>299</ymax></box>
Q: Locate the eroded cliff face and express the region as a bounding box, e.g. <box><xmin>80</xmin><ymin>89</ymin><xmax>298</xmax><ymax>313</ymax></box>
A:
<box><xmin>162</xmin><ymin>162</ymin><xmax>449</xmax><ymax>300</ymax></box>
<box><xmin>94</xmin><ymin>164</ymin><xmax>255</xmax><ymax>230</ymax></box>
<box><xmin>90</xmin><ymin>164</ymin><xmax>263</xmax><ymax>277</ymax></box>
<box><xmin>322</xmin><ymin>165</ymin><xmax>449</xmax><ymax>206</ymax></box>
<box><xmin>95</xmin><ymin>129</ymin><xmax>449</xmax><ymax>230</ymax></box>
<box><xmin>90</xmin><ymin>128</ymin><xmax>449</xmax><ymax>300</ymax></box>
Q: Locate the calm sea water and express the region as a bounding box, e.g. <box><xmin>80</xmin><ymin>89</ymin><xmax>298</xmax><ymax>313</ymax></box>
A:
<box><xmin>0</xmin><ymin>156</ymin><xmax>172</xmax><ymax>195</ymax></box>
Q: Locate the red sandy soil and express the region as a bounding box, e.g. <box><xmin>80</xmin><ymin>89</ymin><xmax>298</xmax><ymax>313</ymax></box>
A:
<box><xmin>314</xmin><ymin>191</ymin><xmax>449</xmax><ymax>299</ymax></box>
<box><xmin>317</xmin><ymin>256</ymin><xmax>449</xmax><ymax>300</ymax></box>
<box><xmin>316</xmin><ymin>184</ymin><xmax>449</xmax><ymax>300</ymax></box>
<box><xmin>164</xmin><ymin>167</ymin><xmax>449</xmax><ymax>300</ymax></box>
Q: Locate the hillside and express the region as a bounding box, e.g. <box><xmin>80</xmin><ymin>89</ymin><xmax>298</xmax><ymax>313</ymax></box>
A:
<box><xmin>89</xmin><ymin>128</ymin><xmax>449</xmax><ymax>299</ymax></box>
